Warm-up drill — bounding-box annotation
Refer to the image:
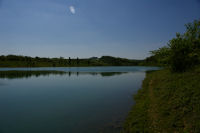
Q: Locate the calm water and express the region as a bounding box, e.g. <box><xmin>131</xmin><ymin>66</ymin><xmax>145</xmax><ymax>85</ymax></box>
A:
<box><xmin>0</xmin><ymin>66</ymin><xmax>158</xmax><ymax>133</ymax></box>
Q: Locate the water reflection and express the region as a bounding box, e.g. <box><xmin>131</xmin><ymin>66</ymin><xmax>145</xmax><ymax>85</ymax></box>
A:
<box><xmin>0</xmin><ymin>81</ymin><xmax>6</xmax><ymax>86</ymax></box>
<box><xmin>0</xmin><ymin>71</ymin><xmax>127</xmax><ymax>79</ymax></box>
<box><xmin>0</xmin><ymin>67</ymin><xmax>149</xmax><ymax>133</ymax></box>
<box><xmin>0</xmin><ymin>71</ymin><xmax>66</xmax><ymax>79</ymax></box>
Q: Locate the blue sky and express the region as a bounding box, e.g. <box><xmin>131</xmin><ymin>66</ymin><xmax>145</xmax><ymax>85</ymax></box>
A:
<box><xmin>0</xmin><ymin>0</ymin><xmax>200</xmax><ymax>59</ymax></box>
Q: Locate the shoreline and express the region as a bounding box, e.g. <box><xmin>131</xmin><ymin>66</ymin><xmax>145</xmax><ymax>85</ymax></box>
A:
<box><xmin>123</xmin><ymin>67</ymin><xmax>200</xmax><ymax>132</ymax></box>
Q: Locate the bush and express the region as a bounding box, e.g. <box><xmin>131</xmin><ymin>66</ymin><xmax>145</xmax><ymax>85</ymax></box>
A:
<box><xmin>170</xmin><ymin>20</ymin><xmax>200</xmax><ymax>72</ymax></box>
<box><xmin>150</xmin><ymin>20</ymin><xmax>200</xmax><ymax>72</ymax></box>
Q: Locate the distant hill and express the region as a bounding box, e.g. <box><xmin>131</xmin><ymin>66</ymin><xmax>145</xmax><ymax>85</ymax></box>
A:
<box><xmin>0</xmin><ymin>55</ymin><xmax>145</xmax><ymax>67</ymax></box>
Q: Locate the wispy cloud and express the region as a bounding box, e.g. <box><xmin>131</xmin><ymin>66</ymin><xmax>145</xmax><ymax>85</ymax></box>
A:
<box><xmin>69</xmin><ymin>6</ymin><xmax>75</xmax><ymax>14</ymax></box>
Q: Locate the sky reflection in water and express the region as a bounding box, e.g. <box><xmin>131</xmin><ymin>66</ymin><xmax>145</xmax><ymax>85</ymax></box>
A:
<box><xmin>0</xmin><ymin>67</ymin><xmax>158</xmax><ymax>133</ymax></box>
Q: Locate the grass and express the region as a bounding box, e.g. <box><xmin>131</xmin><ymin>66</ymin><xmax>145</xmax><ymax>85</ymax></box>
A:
<box><xmin>123</xmin><ymin>66</ymin><xmax>200</xmax><ymax>133</ymax></box>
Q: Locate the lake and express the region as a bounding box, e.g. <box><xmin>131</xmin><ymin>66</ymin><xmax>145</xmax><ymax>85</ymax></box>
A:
<box><xmin>0</xmin><ymin>66</ymin><xmax>158</xmax><ymax>133</ymax></box>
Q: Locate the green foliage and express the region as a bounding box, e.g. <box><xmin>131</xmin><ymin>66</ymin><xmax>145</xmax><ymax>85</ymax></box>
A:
<box><xmin>123</xmin><ymin>67</ymin><xmax>200</xmax><ymax>133</ymax></box>
<box><xmin>149</xmin><ymin>46</ymin><xmax>171</xmax><ymax>66</ymax></box>
<box><xmin>148</xmin><ymin>20</ymin><xmax>200</xmax><ymax>72</ymax></box>
<box><xmin>170</xmin><ymin>20</ymin><xmax>200</xmax><ymax>72</ymax></box>
<box><xmin>0</xmin><ymin>55</ymin><xmax>144</xmax><ymax>67</ymax></box>
<box><xmin>123</xmin><ymin>81</ymin><xmax>151</xmax><ymax>133</ymax></box>
<box><xmin>99</xmin><ymin>56</ymin><xmax>142</xmax><ymax>66</ymax></box>
<box><xmin>123</xmin><ymin>19</ymin><xmax>200</xmax><ymax>132</ymax></box>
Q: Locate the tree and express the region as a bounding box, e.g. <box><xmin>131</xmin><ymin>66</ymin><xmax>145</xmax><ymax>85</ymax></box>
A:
<box><xmin>88</xmin><ymin>59</ymin><xmax>90</xmax><ymax>65</ymax></box>
<box><xmin>150</xmin><ymin>19</ymin><xmax>200</xmax><ymax>72</ymax></box>
<box><xmin>169</xmin><ymin>20</ymin><xmax>200</xmax><ymax>72</ymax></box>
<box><xmin>77</xmin><ymin>57</ymin><xmax>79</xmax><ymax>65</ymax></box>
<box><xmin>68</xmin><ymin>57</ymin><xmax>71</xmax><ymax>66</ymax></box>
<box><xmin>150</xmin><ymin>46</ymin><xmax>171</xmax><ymax>66</ymax></box>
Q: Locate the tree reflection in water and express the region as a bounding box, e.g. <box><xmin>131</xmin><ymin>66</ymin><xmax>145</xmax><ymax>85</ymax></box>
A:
<box><xmin>0</xmin><ymin>71</ymin><xmax>127</xmax><ymax>79</ymax></box>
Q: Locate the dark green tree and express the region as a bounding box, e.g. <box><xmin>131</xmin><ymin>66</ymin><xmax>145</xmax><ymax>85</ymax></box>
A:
<box><xmin>150</xmin><ymin>19</ymin><xmax>200</xmax><ymax>72</ymax></box>
<box><xmin>169</xmin><ymin>20</ymin><xmax>200</xmax><ymax>72</ymax></box>
<box><xmin>69</xmin><ymin>57</ymin><xmax>71</xmax><ymax>66</ymax></box>
<box><xmin>88</xmin><ymin>59</ymin><xmax>90</xmax><ymax>65</ymax></box>
<box><xmin>77</xmin><ymin>57</ymin><xmax>79</xmax><ymax>65</ymax></box>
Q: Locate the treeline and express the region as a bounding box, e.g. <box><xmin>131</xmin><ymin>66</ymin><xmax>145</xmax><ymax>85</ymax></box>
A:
<box><xmin>0</xmin><ymin>55</ymin><xmax>143</xmax><ymax>67</ymax></box>
<box><xmin>144</xmin><ymin>20</ymin><xmax>200</xmax><ymax>72</ymax></box>
<box><xmin>2</xmin><ymin>20</ymin><xmax>199</xmax><ymax>68</ymax></box>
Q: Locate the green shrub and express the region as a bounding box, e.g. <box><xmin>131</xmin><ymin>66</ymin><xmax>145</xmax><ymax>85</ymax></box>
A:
<box><xmin>150</xmin><ymin>20</ymin><xmax>200</xmax><ymax>72</ymax></box>
<box><xmin>170</xmin><ymin>20</ymin><xmax>200</xmax><ymax>72</ymax></box>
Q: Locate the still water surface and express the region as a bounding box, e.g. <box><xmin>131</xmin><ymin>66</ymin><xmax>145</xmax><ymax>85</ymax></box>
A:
<box><xmin>0</xmin><ymin>66</ymin><xmax>158</xmax><ymax>133</ymax></box>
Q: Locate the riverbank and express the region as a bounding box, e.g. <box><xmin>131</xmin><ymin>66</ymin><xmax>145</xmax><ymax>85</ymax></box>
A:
<box><xmin>123</xmin><ymin>67</ymin><xmax>200</xmax><ymax>132</ymax></box>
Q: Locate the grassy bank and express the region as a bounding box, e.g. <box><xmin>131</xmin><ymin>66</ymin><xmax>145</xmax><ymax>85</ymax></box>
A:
<box><xmin>123</xmin><ymin>67</ymin><xmax>200</xmax><ymax>133</ymax></box>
